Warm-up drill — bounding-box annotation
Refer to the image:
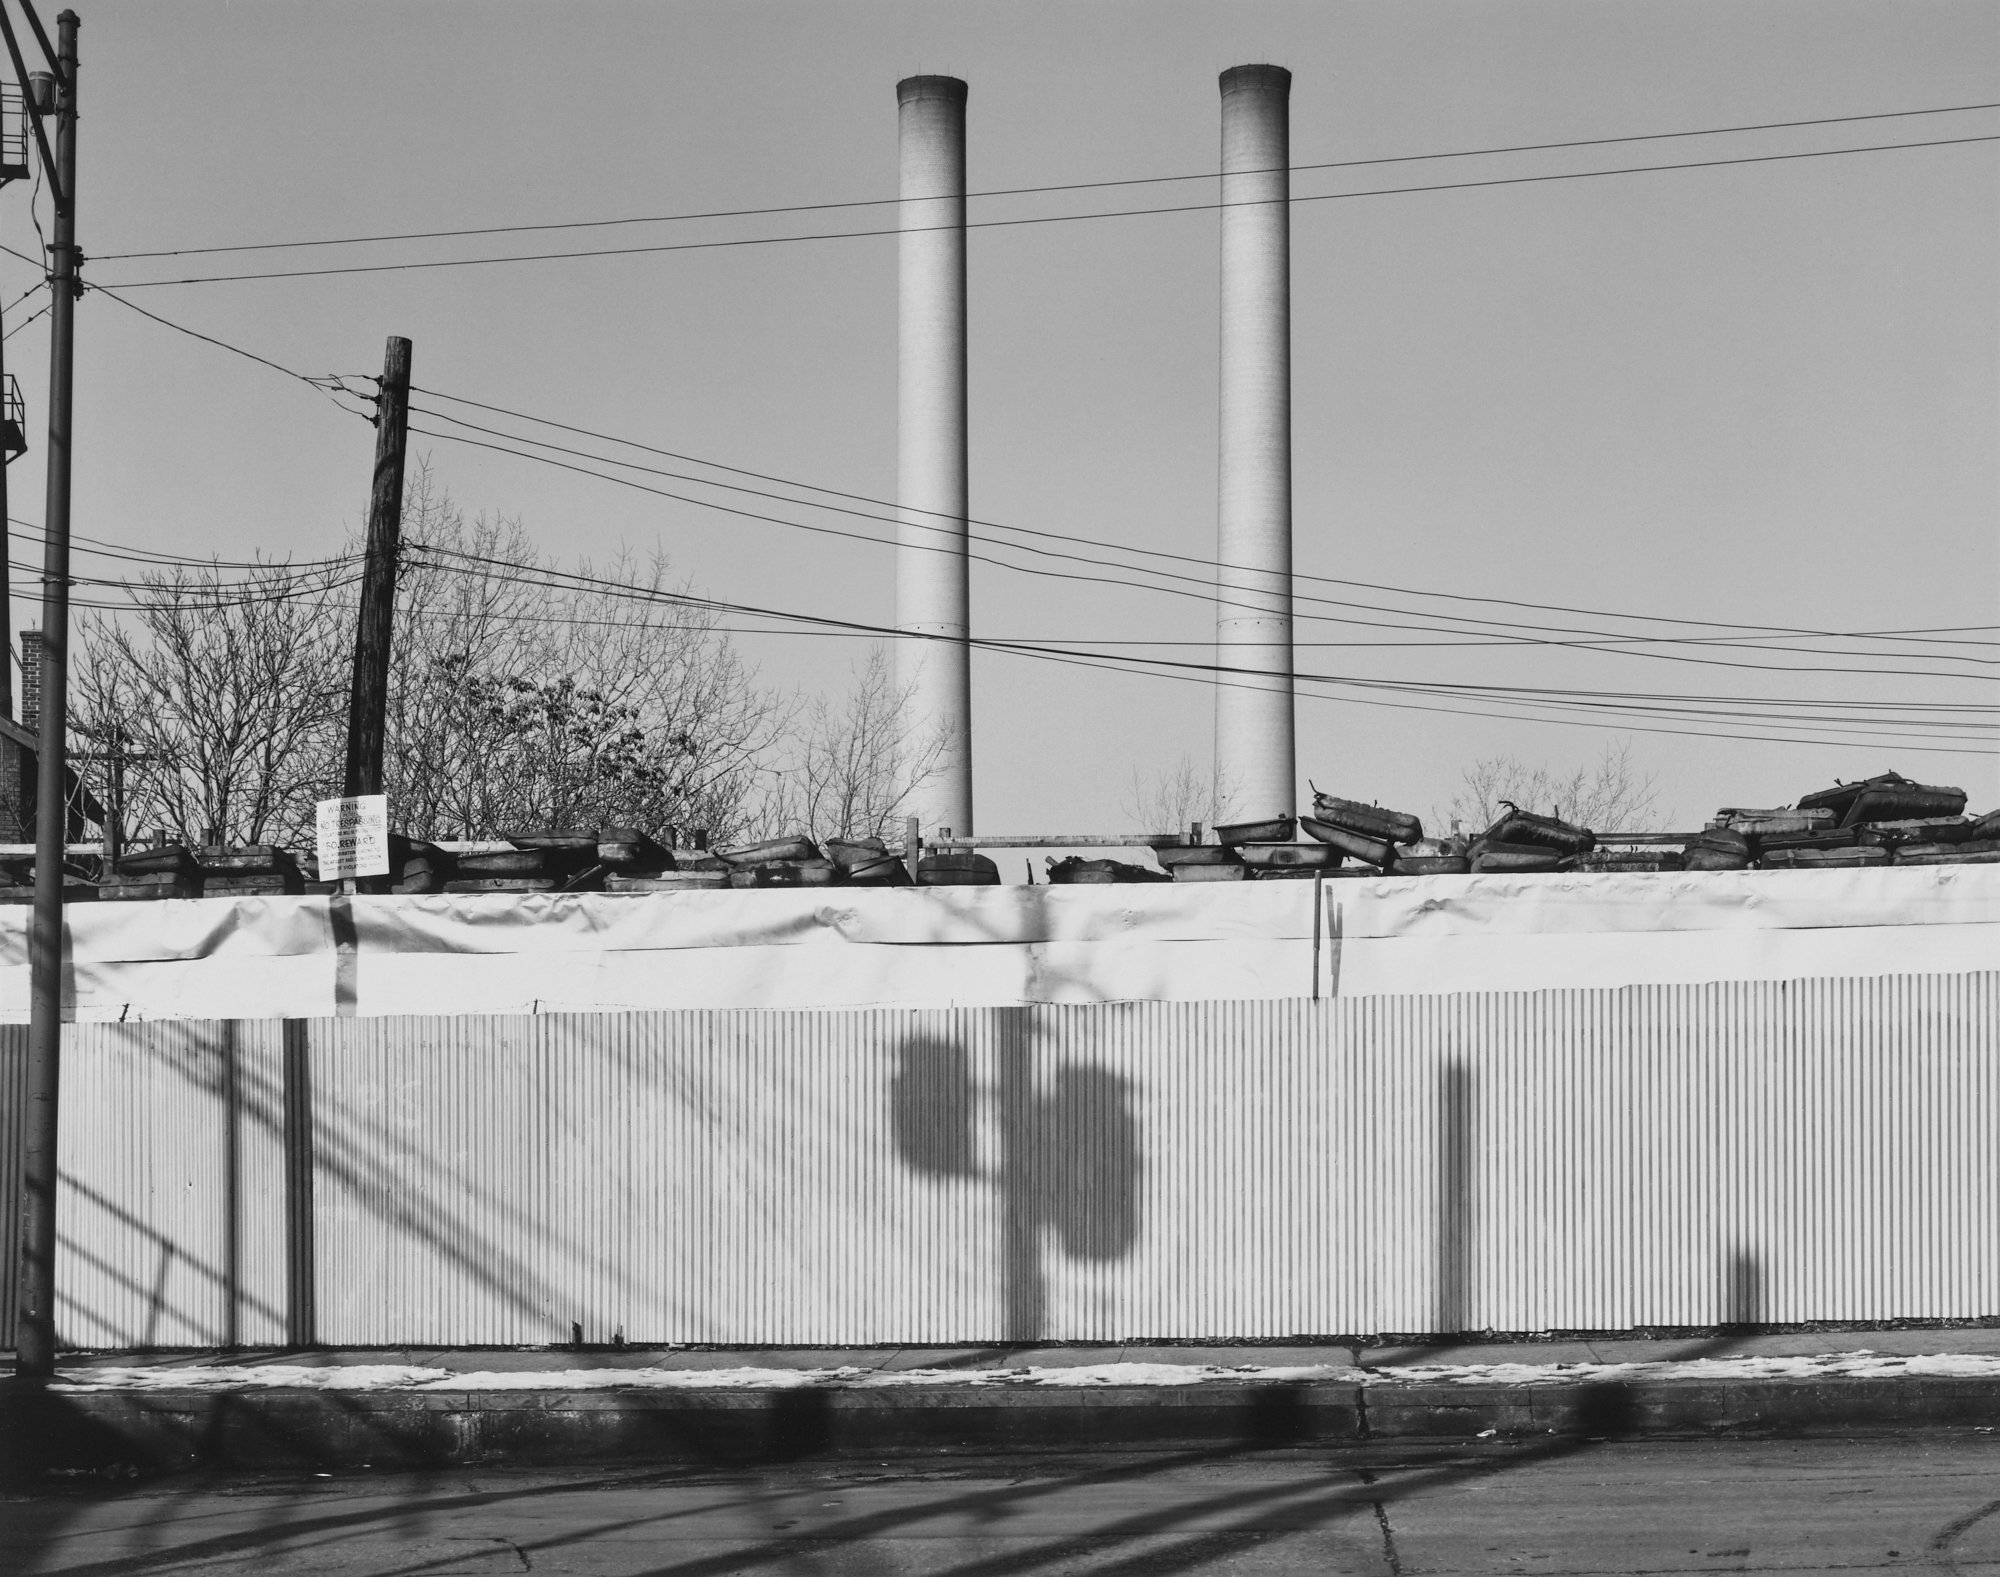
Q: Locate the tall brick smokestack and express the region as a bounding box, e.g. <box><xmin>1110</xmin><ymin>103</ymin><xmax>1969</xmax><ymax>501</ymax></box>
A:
<box><xmin>1213</xmin><ymin>64</ymin><xmax>1296</xmax><ymax>825</ymax></box>
<box><xmin>895</xmin><ymin>74</ymin><xmax>973</xmax><ymax>837</ymax></box>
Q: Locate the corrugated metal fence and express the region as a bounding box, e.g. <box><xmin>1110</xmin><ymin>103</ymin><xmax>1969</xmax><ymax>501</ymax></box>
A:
<box><xmin>4</xmin><ymin>972</ymin><xmax>1996</xmax><ymax>1348</ymax></box>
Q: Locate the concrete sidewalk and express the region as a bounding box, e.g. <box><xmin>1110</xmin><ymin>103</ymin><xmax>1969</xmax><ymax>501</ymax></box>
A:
<box><xmin>38</xmin><ymin>1324</ymin><xmax>2000</xmax><ymax>1373</ymax></box>
<box><xmin>9</xmin><ymin>1328</ymin><xmax>2000</xmax><ymax>1478</ymax></box>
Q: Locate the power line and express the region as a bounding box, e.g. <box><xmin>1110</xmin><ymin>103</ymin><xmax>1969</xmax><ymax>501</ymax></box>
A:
<box><xmin>410</xmin><ymin>384</ymin><xmax>2000</xmax><ymax>654</ymax></box>
<box><xmin>405</xmin><ymin>414</ymin><xmax>2000</xmax><ymax>691</ymax></box>
<box><xmin>6</xmin><ymin>517</ymin><xmax>358</xmax><ymax>575</ymax></box>
<box><xmin>98</xmin><ymin>131</ymin><xmax>2000</xmax><ymax>290</ymax></box>
<box><xmin>402</xmin><ymin>542</ymin><xmax>1999</xmax><ymax>753</ymax></box>
<box><xmin>90</xmin><ymin>97</ymin><xmax>2000</xmax><ymax>262</ymax></box>
<box><xmin>3</xmin><ymin>299</ymin><xmax>47</xmax><ymax>340</ymax></box>
<box><xmin>444</xmin><ymin>549</ymin><xmax>1984</xmax><ymax>730</ymax></box>
<box><xmin>86</xmin><ymin>283</ymin><xmax>371</xmax><ymax>410</ymax></box>
<box><xmin>10</xmin><ymin>570</ymin><xmax>365</xmax><ymax>613</ymax></box>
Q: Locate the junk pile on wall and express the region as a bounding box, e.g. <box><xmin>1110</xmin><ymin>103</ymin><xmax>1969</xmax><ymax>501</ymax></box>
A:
<box><xmin>1687</xmin><ymin>772</ymin><xmax>1997</xmax><ymax>872</ymax></box>
<box><xmin>3</xmin><ymin>770</ymin><xmax>1993</xmax><ymax>901</ymax></box>
<box><xmin>1140</xmin><ymin>770</ymin><xmax>2000</xmax><ymax>884</ymax></box>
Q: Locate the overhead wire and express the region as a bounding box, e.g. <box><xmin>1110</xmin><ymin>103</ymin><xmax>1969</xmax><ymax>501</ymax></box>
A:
<box><xmin>405</xmin><ymin>413</ymin><xmax>2000</xmax><ymax>690</ymax></box>
<box><xmin>410</xmin><ymin>385</ymin><xmax>2000</xmax><ymax>655</ymax></box>
<box><xmin>24</xmin><ymin>113</ymin><xmax>1989</xmax><ymax>755</ymax></box>
<box><xmin>97</xmin><ymin>131</ymin><xmax>2000</xmax><ymax>290</ymax></box>
<box><xmin>6</xmin><ymin>517</ymin><xmax>359</xmax><ymax>575</ymax></box>
<box><xmin>42</xmin><ymin>285</ymin><xmax>1989</xmax><ymax>734</ymax></box>
<box><xmin>436</xmin><ymin>549</ymin><xmax>1987</xmax><ymax>733</ymax></box>
<box><xmin>3</xmin><ymin>298</ymin><xmax>44</xmax><ymax>339</ymax></box>
<box><xmin>9</xmin><ymin>571</ymin><xmax>365</xmax><ymax>613</ymax></box>
<box><xmin>86</xmin><ymin>283</ymin><xmax>370</xmax><ymax>411</ymax></box>
<box><xmin>90</xmin><ymin>97</ymin><xmax>2000</xmax><ymax>262</ymax></box>
<box><xmin>398</xmin><ymin>541</ymin><xmax>1997</xmax><ymax>754</ymax></box>
<box><xmin>36</xmin><ymin>416</ymin><xmax>1984</xmax><ymax>740</ymax></box>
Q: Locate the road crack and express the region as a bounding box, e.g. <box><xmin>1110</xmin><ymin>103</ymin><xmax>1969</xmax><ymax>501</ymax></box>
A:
<box><xmin>1354</xmin><ymin>1467</ymin><xmax>1403</xmax><ymax>1576</ymax></box>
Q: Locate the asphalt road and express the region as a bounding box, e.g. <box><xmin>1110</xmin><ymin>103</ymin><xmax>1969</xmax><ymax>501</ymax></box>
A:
<box><xmin>6</xmin><ymin>1437</ymin><xmax>2000</xmax><ymax>1575</ymax></box>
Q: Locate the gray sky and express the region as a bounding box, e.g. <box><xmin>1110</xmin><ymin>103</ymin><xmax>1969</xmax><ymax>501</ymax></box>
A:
<box><xmin>10</xmin><ymin>0</ymin><xmax>1997</xmax><ymax>832</ymax></box>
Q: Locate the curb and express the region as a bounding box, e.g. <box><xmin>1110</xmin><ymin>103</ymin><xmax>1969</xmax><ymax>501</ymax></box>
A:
<box><xmin>7</xmin><ymin>1376</ymin><xmax>2000</xmax><ymax>1478</ymax></box>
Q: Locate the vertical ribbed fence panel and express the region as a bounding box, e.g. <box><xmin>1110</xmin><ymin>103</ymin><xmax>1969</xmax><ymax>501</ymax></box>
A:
<box><xmin>22</xmin><ymin>972</ymin><xmax>2000</xmax><ymax>1347</ymax></box>
<box><xmin>0</xmin><ymin>1024</ymin><xmax>27</xmax><ymax>1327</ymax></box>
<box><xmin>48</xmin><ymin>1020</ymin><xmax>290</xmax><ymax>1348</ymax></box>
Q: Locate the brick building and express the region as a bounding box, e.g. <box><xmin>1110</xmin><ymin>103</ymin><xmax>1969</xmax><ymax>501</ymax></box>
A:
<box><xmin>0</xmin><ymin>627</ymin><xmax>104</xmax><ymax>842</ymax></box>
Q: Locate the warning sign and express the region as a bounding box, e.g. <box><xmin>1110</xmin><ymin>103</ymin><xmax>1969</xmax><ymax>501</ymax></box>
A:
<box><xmin>316</xmin><ymin>794</ymin><xmax>391</xmax><ymax>881</ymax></box>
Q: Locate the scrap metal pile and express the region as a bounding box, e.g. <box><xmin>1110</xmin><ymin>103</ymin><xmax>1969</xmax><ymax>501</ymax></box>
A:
<box><xmin>0</xmin><ymin>827</ymin><xmax>999</xmax><ymax>901</ymax></box>
<box><xmin>1</xmin><ymin>770</ymin><xmax>1991</xmax><ymax>901</ymax></box>
<box><xmin>1121</xmin><ymin>770</ymin><xmax>2000</xmax><ymax>884</ymax></box>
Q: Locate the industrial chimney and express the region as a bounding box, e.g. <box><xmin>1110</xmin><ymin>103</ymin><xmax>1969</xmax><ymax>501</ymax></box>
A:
<box><xmin>895</xmin><ymin>75</ymin><xmax>973</xmax><ymax>837</ymax></box>
<box><xmin>1213</xmin><ymin>64</ymin><xmax>1295</xmax><ymax>825</ymax></box>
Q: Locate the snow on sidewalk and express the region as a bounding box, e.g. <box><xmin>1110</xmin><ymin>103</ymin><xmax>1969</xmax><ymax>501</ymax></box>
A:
<box><xmin>45</xmin><ymin>1351</ymin><xmax>2000</xmax><ymax>1394</ymax></box>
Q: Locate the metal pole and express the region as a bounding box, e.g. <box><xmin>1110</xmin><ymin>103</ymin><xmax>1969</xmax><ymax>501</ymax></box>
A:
<box><xmin>15</xmin><ymin>6</ymin><xmax>76</xmax><ymax>1380</ymax></box>
<box><xmin>0</xmin><ymin>270</ymin><xmax>12</xmax><ymax>723</ymax></box>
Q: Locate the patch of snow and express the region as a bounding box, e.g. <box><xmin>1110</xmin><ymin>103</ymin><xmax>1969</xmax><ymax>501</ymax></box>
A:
<box><xmin>1365</xmin><ymin>1351</ymin><xmax>2000</xmax><ymax>1386</ymax></box>
<box><xmin>437</xmin><ymin>1366</ymin><xmax>869</xmax><ymax>1390</ymax></box>
<box><xmin>46</xmin><ymin>1349</ymin><xmax>2000</xmax><ymax>1394</ymax></box>
<box><xmin>51</xmin><ymin>1365</ymin><xmax>449</xmax><ymax>1392</ymax></box>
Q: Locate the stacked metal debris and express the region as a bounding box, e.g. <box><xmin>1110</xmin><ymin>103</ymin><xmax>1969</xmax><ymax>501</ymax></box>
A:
<box><xmin>448</xmin><ymin>835</ymin><xmax>582</xmax><ymax>894</ymax></box>
<box><xmin>718</xmin><ymin>834</ymin><xmax>837</xmax><ymax>888</ymax></box>
<box><xmin>12</xmin><ymin>768</ymin><xmax>1995</xmax><ymax>905</ymax></box>
<box><xmin>703</xmin><ymin>834</ymin><xmax>920</xmax><ymax>889</ymax></box>
<box><xmin>1045</xmin><ymin>855</ymin><xmax>1170</xmax><ymax>884</ymax></box>
<box><xmin>390</xmin><ymin>839</ymin><xmax>454</xmax><ymax>894</ymax></box>
<box><xmin>599</xmin><ymin>828</ymin><xmax>724</xmax><ymax>893</ymax></box>
<box><xmin>198</xmin><ymin>845</ymin><xmax>304</xmax><ymax>896</ymax></box>
<box><xmin>1466</xmin><ymin>802</ymin><xmax>1594</xmax><ymax>874</ymax></box>
<box><xmin>0</xmin><ymin>852</ymin><xmax>94</xmax><ymax>904</ymax></box>
<box><xmin>1309</xmin><ymin>792</ymin><xmax>1455</xmax><ymax>875</ymax></box>
<box><xmin>831</xmin><ymin>837</ymin><xmax>914</xmax><ymax>886</ymax></box>
<box><xmin>103</xmin><ymin>844</ymin><xmax>204</xmax><ymax>900</ymax></box>
<box><xmin>917</xmin><ymin>850</ymin><xmax>995</xmax><ymax>886</ymax></box>
<box><xmin>1155</xmin><ymin>814</ymin><xmax>1287</xmax><ymax>882</ymax></box>
<box><xmin>1137</xmin><ymin>769</ymin><xmax>1997</xmax><ymax>883</ymax></box>
<box><xmin>1701</xmin><ymin>772</ymin><xmax>1995</xmax><ymax>871</ymax></box>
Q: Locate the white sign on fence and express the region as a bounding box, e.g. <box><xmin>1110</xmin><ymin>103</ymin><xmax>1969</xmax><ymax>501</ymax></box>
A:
<box><xmin>316</xmin><ymin>795</ymin><xmax>390</xmax><ymax>881</ymax></box>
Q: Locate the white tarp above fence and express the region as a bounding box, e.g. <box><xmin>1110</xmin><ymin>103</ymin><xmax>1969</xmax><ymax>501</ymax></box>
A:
<box><xmin>0</xmin><ymin>863</ymin><xmax>1993</xmax><ymax>1021</ymax></box>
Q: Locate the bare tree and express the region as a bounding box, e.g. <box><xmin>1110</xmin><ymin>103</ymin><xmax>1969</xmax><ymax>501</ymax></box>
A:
<box><xmin>70</xmin><ymin>561</ymin><xmax>348</xmax><ymax>847</ymax></box>
<box><xmin>69</xmin><ymin>465</ymin><xmax>792</xmax><ymax>851</ymax></box>
<box><xmin>388</xmin><ymin>471</ymin><xmax>787</xmax><ymax>841</ymax></box>
<box><xmin>759</xmin><ymin>644</ymin><xmax>947</xmax><ymax>843</ymax></box>
<box><xmin>1122</xmin><ymin>753</ymin><xmax>1233</xmax><ymax>835</ymax></box>
<box><xmin>1439</xmin><ymin>739</ymin><xmax>1666</xmax><ymax>835</ymax></box>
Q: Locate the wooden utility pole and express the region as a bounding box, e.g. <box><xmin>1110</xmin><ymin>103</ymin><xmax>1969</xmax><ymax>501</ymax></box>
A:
<box><xmin>342</xmin><ymin>335</ymin><xmax>410</xmax><ymax>799</ymax></box>
<box><xmin>15</xmin><ymin>3</ymin><xmax>78</xmax><ymax>1381</ymax></box>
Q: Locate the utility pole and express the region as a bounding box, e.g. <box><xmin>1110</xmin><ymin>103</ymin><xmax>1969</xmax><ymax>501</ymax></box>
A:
<box><xmin>0</xmin><ymin>46</ymin><xmax>37</xmax><ymax>720</ymax></box>
<box><xmin>14</xmin><ymin>4</ymin><xmax>77</xmax><ymax>1381</ymax></box>
<box><xmin>0</xmin><ymin>287</ymin><xmax>12</xmax><ymax>722</ymax></box>
<box><xmin>342</xmin><ymin>335</ymin><xmax>410</xmax><ymax>801</ymax></box>
<box><xmin>75</xmin><ymin>722</ymin><xmax>127</xmax><ymax>867</ymax></box>
<box><xmin>104</xmin><ymin>722</ymin><xmax>122</xmax><ymax>866</ymax></box>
